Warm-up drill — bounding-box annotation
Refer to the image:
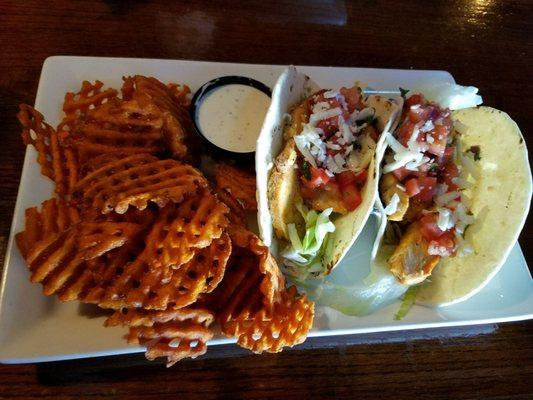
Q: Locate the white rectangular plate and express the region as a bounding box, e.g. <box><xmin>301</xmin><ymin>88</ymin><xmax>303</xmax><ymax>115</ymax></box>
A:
<box><xmin>1</xmin><ymin>56</ymin><xmax>531</xmax><ymax>363</ymax></box>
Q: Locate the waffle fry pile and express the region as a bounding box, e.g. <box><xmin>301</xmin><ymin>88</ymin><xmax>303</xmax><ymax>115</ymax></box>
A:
<box><xmin>15</xmin><ymin>75</ymin><xmax>314</xmax><ymax>366</ymax></box>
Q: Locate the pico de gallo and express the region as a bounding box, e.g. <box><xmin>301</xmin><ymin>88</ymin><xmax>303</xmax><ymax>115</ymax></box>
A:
<box><xmin>294</xmin><ymin>86</ymin><xmax>379</xmax><ymax>214</ymax></box>
<box><xmin>380</xmin><ymin>92</ymin><xmax>478</xmax><ymax>284</ymax></box>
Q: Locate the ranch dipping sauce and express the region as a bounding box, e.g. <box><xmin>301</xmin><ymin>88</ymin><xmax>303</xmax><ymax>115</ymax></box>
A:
<box><xmin>196</xmin><ymin>84</ymin><xmax>271</xmax><ymax>153</ymax></box>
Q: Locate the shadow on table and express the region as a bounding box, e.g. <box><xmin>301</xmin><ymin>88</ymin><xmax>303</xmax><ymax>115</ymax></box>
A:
<box><xmin>35</xmin><ymin>324</ymin><xmax>497</xmax><ymax>386</ymax></box>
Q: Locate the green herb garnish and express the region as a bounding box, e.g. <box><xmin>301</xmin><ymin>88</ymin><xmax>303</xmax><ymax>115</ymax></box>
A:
<box><xmin>301</xmin><ymin>161</ymin><xmax>311</xmax><ymax>180</ymax></box>
<box><xmin>468</xmin><ymin>145</ymin><xmax>481</xmax><ymax>161</ymax></box>
<box><xmin>366</xmin><ymin>115</ymin><xmax>377</xmax><ymax>125</ymax></box>
<box><xmin>428</xmin><ymin>164</ymin><xmax>438</xmax><ymax>173</ymax></box>
<box><xmin>399</xmin><ymin>87</ymin><xmax>409</xmax><ymax>99</ymax></box>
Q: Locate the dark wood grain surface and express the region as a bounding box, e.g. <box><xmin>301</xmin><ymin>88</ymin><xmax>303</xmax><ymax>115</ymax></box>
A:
<box><xmin>0</xmin><ymin>1</ymin><xmax>532</xmax><ymax>399</ymax></box>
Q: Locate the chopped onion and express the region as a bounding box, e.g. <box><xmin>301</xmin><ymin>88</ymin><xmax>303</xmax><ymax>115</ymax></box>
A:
<box><xmin>435</xmin><ymin>191</ymin><xmax>460</xmax><ymax>206</ymax></box>
<box><xmin>323</xmin><ymin>90</ymin><xmax>338</xmax><ymax>99</ymax></box>
<box><xmin>420</xmin><ymin>119</ymin><xmax>435</xmax><ymax>133</ymax></box>
<box><xmin>436</xmin><ymin>208</ymin><xmax>454</xmax><ymax>231</ymax></box>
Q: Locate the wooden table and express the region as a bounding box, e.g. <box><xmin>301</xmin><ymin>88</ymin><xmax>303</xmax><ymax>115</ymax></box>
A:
<box><xmin>0</xmin><ymin>1</ymin><xmax>531</xmax><ymax>398</ymax></box>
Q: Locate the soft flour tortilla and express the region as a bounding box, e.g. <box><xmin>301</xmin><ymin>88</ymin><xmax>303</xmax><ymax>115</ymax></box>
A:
<box><xmin>415</xmin><ymin>107</ymin><xmax>532</xmax><ymax>306</ymax></box>
<box><xmin>256</xmin><ymin>66</ymin><xmax>402</xmax><ymax>272</ymax></box>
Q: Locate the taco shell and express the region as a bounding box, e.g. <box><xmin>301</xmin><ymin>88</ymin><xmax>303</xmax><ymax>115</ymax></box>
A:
<box><xmin>416</xmin><ymin>107</ymin><xmax>532</xmax><ymax>306</ymax></box>
<box><xmin>256</xmin><ymin>66</ymin><xmax>402</xmax><ymax>273</ymax></box>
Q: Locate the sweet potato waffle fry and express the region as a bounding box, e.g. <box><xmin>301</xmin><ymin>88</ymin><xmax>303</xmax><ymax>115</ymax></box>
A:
<box><xmin>222</xmin><ymin>285</ymin><xmax>314</xmax><ymax>354</ymax></box>
<box><xmin>82</xmin><ymin>227</ymin><xmax>231</xmax><ymax>310</ymax></box>
<box><xmin>18</xmin><ymin>105</ymin><xmax>79</xmax><ymax>196</ymax></box>
<box><xmin>147</xmin><ymin>192</ymin><xmax>229</xmax><ymax>269</ymax></box>
<box><xmin>62</xmin><ymin>97</ymin><xmax>166</xmax><ymax>162</ymax></box>
<box><xmin>211</xmin><ymin>225</ymin><xmax>313</xmax><ymax>353</ymax></box>
<box><xmin>122</xmin><ymin>75</ymin><xmax>199</xmax><ymax>161</ymax></box>
<box><xmin>16</xmin><ymin>199</ymin><xmax>143</xmax><ymax>297</ymax></box>
<box><xmin>59</xmin><ymin>80</ymin><xmax>119</xmax><ymax>133</ymax></box>
<box><xmin>15</xmin><ymin>74</ymin><xmax>315</xmax><ymax>366</ymax></box>
<box><xmin>214</xmin><ymin>187</ymin><xmax>247</xmax><ymax>227</ymax></box>
<box><xmin>105</xmin><ymin>306</ymin><xmax>214</xmax><ymax>367</ymax></box>
<box><xmin>215</xmin><ymin>164</ymin><xmax>258</xmax><ymax>210</ymax></box>
<box><xmin>15</xmin><ymin>198</ymin><xmax>80</xmax><ymax>259</ymax></box>
<box><xmin>73</xmin><ymin>153</ymin><xmax>208</xmax><ymax>214</ymax></box>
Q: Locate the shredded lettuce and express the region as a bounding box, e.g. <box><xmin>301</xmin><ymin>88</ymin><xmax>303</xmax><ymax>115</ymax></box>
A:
<box><xmin>289</xmin><ymin>217</ymin><xmax>409</xmax><ymax>317</ymax></box>
<box><xmin>394</xmin><ymin>286</ymin><xmax>419</xmax><ymax>320</ymax></box>
<box><xmin>281</xmin><ymin>203</ymin><xmax>335</xmax><ymax>280</ymax></box>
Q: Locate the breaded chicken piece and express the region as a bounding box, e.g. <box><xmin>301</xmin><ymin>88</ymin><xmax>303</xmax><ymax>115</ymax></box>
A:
<box><xmin>380</xmin><ymin>173</ymin><xmax>409</xmax><ymax>221</ymax></box>
<box><xmin>284</xmin><ymin>101</ymin><xmax>309</xmax><ymax>140</ymax></box>
<box><xmin>388</xmin><ymin>222</ymin><xmax>440</xmax><ymax>285</ymax></box>
<box><xmin>303</xmin><ymin>188</ymin><xmax>347</xmax><ymax>214</ymax></box>
<box><xmin>268</xmin><ymin>138</ymin><xmax>304</xmax><ymax>241</ymax></box>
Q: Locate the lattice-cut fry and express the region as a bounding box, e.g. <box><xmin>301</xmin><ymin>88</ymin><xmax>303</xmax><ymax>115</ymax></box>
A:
<box><xmin>105</xmin><ymin>305</ymin><xmax>214</xmax><ymax>328</ymax></box>
<box><xmin>79</xmin><ymin>153</ymin><xmax>126</xmax><ymax>179</ymax></box>
<box><xmin>59</xmin><ymin>80</ymin><xmax>118</xmax><ymax>133</ymax></box>
<box><xmin>228</xmin><ymin>225</ymin><xmax>285</xmax><ymax>308</ymax></box>
<box><xmin>84</xmin><ymin>232</ymin><xmax>231</xmax><ymax>310</ymax></box>
<box><xmin>73</xmin><ymin>153</ymin><xmax>208</xmax><ymax>214</ymax></box>
<box><xmin>105</xmin><ymin>306</ymin><xmax>214</xmax><ymax>367</ymax></box>
<box><xmin>18</xmin><ymin>105</ymin><xmax>79</xmax><ymax>196</ymax></box>
<box><xmin>62</xmin><ymin>97</ymin><xmax>167</xmax><ymax>163</ymax></box>
<box><xmin>15</xmin><ymin>198</ymin><xmax>142</xmax><ymax>297</ymax></box>
<box><xmin>210</xmin><ymin>226</ymin><xmax>285</xmax><ymax>331</ymax></box>
<box><xmin>210</xmin><ymin>225</ymin><xmax>314</xmax><ymax>353</ymax></box>
<box><xmin>77</xmin><ymin>222</ymin><xmax>144</xmax><ymax>260</ymax></box>
<box><xmin>57</xmin><ymin>240</ymin><xmax>140</xmax><ymax>302</ymax></box>
<box><xmin>215</xmin><ymin>164</ymin><xmax>257</xmax><ymax>210</ymax></box>
<box><xmin>214</xmin><ymin>187</ymin><xmax>247</xmax><ymax>227</ymax></box>
<box><xmin>222</xmin><ymin>285</ymin><xmax>314</xmax><ymax>354</ymax></box>
<box><xmin>167</xmin><ymin>83</ymin><xmax>192</xmax><ymax>107</ymax></box>
<box><xmin>121</xmin><ymin>75</ymin><xmax>199</xmax><ymax>161</ymax></box>
<box><xmin>15</xmin><ymin>198</ymin><xmax>80</xmax><ymax>259</ymax></box>
<box><xmin>146</xmin><ymin>193</ymin><xmax>229</xmax><ymax>269</ymax></box>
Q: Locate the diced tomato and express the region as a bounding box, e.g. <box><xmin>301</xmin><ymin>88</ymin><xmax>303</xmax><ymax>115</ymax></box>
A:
<box><xmin>425</xmin><ymin>125</ymin><xmax>449</xmax><ymax>157</ymax></box>
<box><xmin>405</xmin><ymin>176</ymin><xmax>437</xmax><ymax>202</ymax></box>
<box><xmin>419</xmin><ymin>213</ymin><xmax>444</xmax><ymax>241</ymax></box>
<box><xmin>441</xmin><ymin>161</ymin><xmax>459</xmax><ymax>190</ymax></box>
<box><xmin>398</xmin><ymin>121</ymin><xmax>418</xmax><ymax>146</ymax></box>
<box><xmin>405</xmin><ymin>178</ymin><xmax>421</xmax><ymax>197</ymax></box>
<box><xmin>302</xmin><ymin>167</ymin><xmax>330</xmax><ymax>189</ymax></box>
<box><xmin>406</xmin><ymin>94</ymin><xmax>424</xmax><ymax>107</ymax></box>
<box><xmin>316</xmin><ymin>118</ymin><xmax>340</xmax><ymax>138</ymax></box>
<box><xmin>435</xmin><ymin>231</ymin><xmax>456</xmax><ymax>255</ymax></box>
<box><xmin>323</xmin><ymin>180</ymin><xmax>341</xmax><ymax>194</ymax></box>
<box><xmin>336</xmin><ymin>170</ymin><xmax>357</xmax><ymax>187</ymax></box>
<box><xmin>312</xmin><ymin>90</ymin><xmax>350</xmax><ymax>118</ymax></box>
<box><xmin>427</xmin><ymin>139</ymin><xmax>446</xmax><ymax>158</ymax></box>
<box><xmin>412</xmin><ymin>176</ymin><xmax>437</xmax><ymax>202</ymax></box>
<box><xmin>392</xmin><ymin>167</ymin><xmax>412</xmax><ymax>182</ymax></box>
<box><xmin>408</xmin><ymin>106</ymin><xmax>429</xmax><ymax>123</ymax></box>
<box><xmin>337</xmin><ymin>170</ymin><xmax>368</xmax><ymax>191</ymax></box>
<box><xmin>340</xmin><ymin>86</ymin><xmax>364</xmax><ymax>113</ymax></box>
<box><xmin>341</xmin><ymin>184</ymin><xmax>362</xmax><ymax>211</ymax></box>
<box><xmin>437</xmin><ymin>146</ymin><xmax>455</xmax><ymax>165</ymax></box>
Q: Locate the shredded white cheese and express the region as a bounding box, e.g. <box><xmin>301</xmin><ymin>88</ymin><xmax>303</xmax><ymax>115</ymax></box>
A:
<box><xmin>384</xmin><ymin>193</ymin><xmax>400</xmax><ymax>215</ymax></box>
<box><xmin>309</xmin><ymin>108</ymin><xmax>342</xmax><ymax>126</ymax></box>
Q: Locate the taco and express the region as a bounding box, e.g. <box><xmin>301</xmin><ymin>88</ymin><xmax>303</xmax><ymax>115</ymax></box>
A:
<box><xmin>374</xmin><ymin>92</ymin><xmax>532</xmax><ymax>306</ymax></box>
<box><xmin>256</xmin><ymin>67</ymin><xmax>402</xmax><ymax>281</ymax></box>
